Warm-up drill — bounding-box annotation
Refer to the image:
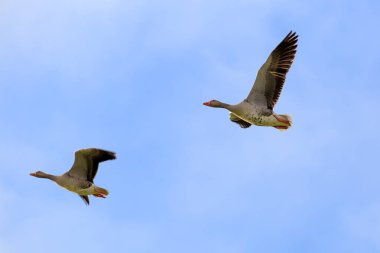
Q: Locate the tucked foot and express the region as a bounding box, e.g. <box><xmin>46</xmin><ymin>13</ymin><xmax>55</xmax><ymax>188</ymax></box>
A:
<box><xmin>93</xmin><ymin>193</ymin><xmax>107</xmax><ymax>198</ymax></box>
<box><xmin>274</xmin><ymin>114</ymin><xmax>290</xmax><ymax>125</ymax></box>
<box><xmin>274</xmin><ymin>126</ymin><xmax>289</xmax><ymax>130</ymax></box>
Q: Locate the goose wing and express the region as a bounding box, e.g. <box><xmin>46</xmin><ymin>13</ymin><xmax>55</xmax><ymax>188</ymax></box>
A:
<box><xmin>79</xmin><ymin>195</ymin><xmax>90</xmax><ymax>205</ymax></box>
<box><xmin>229</xmin><ymin>113</ymin><xmax>251</xmax><ymax>128</ymax></box>
<box><xmin>86</xmin><ymin>149</ymin><xmax>116</xmax><ymax>182</ymax></box>
<box><xmin>247</xmin><ymin>31</ymin><xmax>298</xmax><ymax>110</ymax></box>
<box><xmin>68</xmin><ymin>148</ymin><xmax>116</xmax><ymax>182</ymax></box>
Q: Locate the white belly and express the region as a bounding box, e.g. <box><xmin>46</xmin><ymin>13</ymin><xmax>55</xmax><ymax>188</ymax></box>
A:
<box><xmin>229</xmin><ymin>101</ymin><xmax>289</xmax><ymax>127</ymax></box>
<box><xmin>55</xmin><ymin>180</ymin><xmax>95</xmax><ymax>195</ymax></box>
<box><xmin>72</xmin><ymin>185</ymin><xmax>96</xmax><ymax>195</ymax></box>
<box><xmin>236</xmin><ymin>112</ymin><xmax>289</xmax><ymax>127</ymax></box>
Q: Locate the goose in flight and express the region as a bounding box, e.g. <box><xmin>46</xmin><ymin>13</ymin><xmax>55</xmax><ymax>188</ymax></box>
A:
<box><xmin>30</xmin><ymin>148</ymin><xmax>116</xmax><ymax>205</ymax></box>
<box><xmin>203</xmin><ymin>31</ymin><xmax>298</xmax><ymax>131</ymax></box>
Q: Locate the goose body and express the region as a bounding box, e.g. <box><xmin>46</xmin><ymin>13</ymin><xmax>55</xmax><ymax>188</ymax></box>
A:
<box><xmin>228</xmin><ymin>101</ymin><xmax>291</xmax><ymax>127</ymax></box>
<box><xmin>30</xmin><ymin>148</ymin><xmax>116</xmax><ymax>205</ymax></box>
<box><xmin>54</xmin><ymin>174</ymin><xmax>102</xmax><ymax>196</ymax></box>
<box><xmin>203</xmin><ymin>31</ymin><xmax>298</xmax><ymax>131</ymax></box>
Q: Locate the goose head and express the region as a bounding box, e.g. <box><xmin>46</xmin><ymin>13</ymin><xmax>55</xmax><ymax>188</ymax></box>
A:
<box><xmin>30</xmin><ymin>171</ymin><xmax>53</xmax><ymax>179</ymax></box>
<box><xmin>203</xmin><ymin>100</ymin><xmax>230</xmax><ymax>108</ymax></box>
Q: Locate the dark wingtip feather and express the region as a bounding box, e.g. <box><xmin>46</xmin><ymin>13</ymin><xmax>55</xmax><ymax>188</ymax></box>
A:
<box><xmin>266</xmin><ymin>31</ymin><xmax>299</xmax><ymax>108</ymax></box>
<box><xmin>239</xmin><ymin>122</ymin><xmax>252</xmax><ymax>129</ymax></box>
<box><xmin>95</xmin><ymin>149</ymin><xmax>116</xmax><ymax>162</ymax></box>
<box><xmin>79</xmin><ymin>195</ymin><xmax>90</xmax><ymax>206</ymax></box>
<box><xmin>230</xmin><ymin>118</ymin><xmax>252</xmax><ymax>129</ymax></box>
<box><xmin>105</xmin><ymin>151</ymin><xmax>116</xmax><ymax>160</ymax></box>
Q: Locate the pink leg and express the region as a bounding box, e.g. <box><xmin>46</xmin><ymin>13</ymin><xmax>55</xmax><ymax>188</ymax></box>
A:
<box><xmin>93</xmin><ymin>193</ymin><xmax>106</xmax><ymax>198</ymax></box>
<box><xmin>274</xmin><ymin>126</ymin><xmax>288</xmax><ymax>130</ymax></box>
<box><xmin>274</xmin><ymin>115</ymin><xmax>290</xmax><ymax>125</ymax></box>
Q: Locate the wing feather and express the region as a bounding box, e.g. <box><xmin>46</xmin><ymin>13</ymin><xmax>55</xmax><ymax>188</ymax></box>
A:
<box><xmin>247</xmin><ymin>31</ymin><xmax>298</xmax><ymax>110</ymax></box>
<box><xmin>68</xmin><ymin>148</ymin><xmax>116</xmax><ymax>182</ymax></box>
<box><xmin>79</xmin><ymin>195</ymin><xmax>90</xmax><ymax>205</ymax></box>
<box><xmin>229</xmin><ymin>113</ymin><xmax>251</xmax><ymax>128</ymax></box>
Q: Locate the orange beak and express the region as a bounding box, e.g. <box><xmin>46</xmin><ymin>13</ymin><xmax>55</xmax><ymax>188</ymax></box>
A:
<box><xmin>30</xmin><ymin>172</ymin><xmax>36</xmax><ymax>176</ymax></box>
<box><xmin>203</xmin><ymin>101</ymin><xmax>211</xmax><ymax>106</ymax></box>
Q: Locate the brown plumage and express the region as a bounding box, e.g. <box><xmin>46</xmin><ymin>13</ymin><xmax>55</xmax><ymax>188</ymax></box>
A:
<box><xmin>229</xmin><ymin>113</ymin><xmax>252</xmax><ymax>128</ymax></box>
<box><xmin>30</xmin><ymin>148</ymin><xmax>116</xmax><ymax>205</ymax></box>
<box><xmin>203</xmin><ymin>31</ymin><xmax>298</xmax><ymax>131</ymax></box>
<box><xmin>249</xmin><ymin>31</ymin><xmax>298</xmax><ymax>110</ymax></box>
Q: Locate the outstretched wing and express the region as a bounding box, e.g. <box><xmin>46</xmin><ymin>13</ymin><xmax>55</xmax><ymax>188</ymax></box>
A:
<box><xmin>68</xmin><ymin>148</ymin><xmax>116</xmax><ymax>182</ymax></box>
<box><xmin>67</xmin><ymin>150</ymin><xmax>91</xmax><ymax>180</ymax></box>
<box><xmin>229</xmin><ymin>113</ymin><xmax>251</xmax><ymax>128</ymax></box>
<box><xmin>86</xmin><ymin>149</ymin><xmax>116</xmax><ymax>182</ymax></box>
<box><xmin>247</xmin><ymin>31</ymin><xmax>298</xmax><ymax>110</ymax></box>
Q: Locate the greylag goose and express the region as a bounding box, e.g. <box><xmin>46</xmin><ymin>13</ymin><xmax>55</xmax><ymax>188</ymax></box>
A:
<box><xmin>30</xmin><ymin>148</ymin><xmax>116</xmax><ymax>205</ymax></box>
<box><xmin>203</xmin><ymin>31</ymin><xmax>298</xmax><ymax>131</ymax></box>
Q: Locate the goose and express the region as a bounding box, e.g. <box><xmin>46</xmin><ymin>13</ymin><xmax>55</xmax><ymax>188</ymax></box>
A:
<box><xmin>203</xmin><ymin>31</ymin><xmax>298</xmax><ymax>131</ymax></box>
<box><xmin>30</xmin><ymin>148</ymin><xmax>116</xmax><ymax>205</ymax></box>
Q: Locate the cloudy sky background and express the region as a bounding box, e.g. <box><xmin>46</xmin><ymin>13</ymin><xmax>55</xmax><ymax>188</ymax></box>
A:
<box><xmin>0</xmin><ymin>0</ymin><xmax>380</xmax><ymax>252</ymax></box>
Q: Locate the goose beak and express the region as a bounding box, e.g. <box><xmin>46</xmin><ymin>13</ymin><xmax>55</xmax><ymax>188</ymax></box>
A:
<box><xmin>203</xmin><ymin>101</ymin><xmax>210</xmax><ymax>106</ymax></box>
<box><xmin>30</xmin><ymin>172</ymin><xmax>36</xmax><ymax>177</ymax></box>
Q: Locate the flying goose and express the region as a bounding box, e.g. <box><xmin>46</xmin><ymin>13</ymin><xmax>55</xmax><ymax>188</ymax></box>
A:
<box><xmin>203</xmin><ymin>31</ymin><xmax>298</xmax><ymax>131</ymax></box>
<box><xmin>30</xmin><ymin>148</ymin><xmax>116</xmax><ymax>205</ymax></box>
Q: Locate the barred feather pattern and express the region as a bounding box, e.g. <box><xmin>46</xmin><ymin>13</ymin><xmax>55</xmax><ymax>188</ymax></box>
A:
<box><xmin>267</xmin><ymin>31</ymin><xmax>298</xmax><ymax>109</ymax></box>
<box><xmin>265</xmin><ymin>31</ymin><xmax>298</xmax><ymax>109</ymax></box>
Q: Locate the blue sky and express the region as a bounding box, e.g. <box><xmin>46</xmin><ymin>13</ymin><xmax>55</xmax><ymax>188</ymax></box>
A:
<box><xmin>0</xmin><ymin>0</ymin><xmax>380</xmax><ymax>252</ymax></box>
